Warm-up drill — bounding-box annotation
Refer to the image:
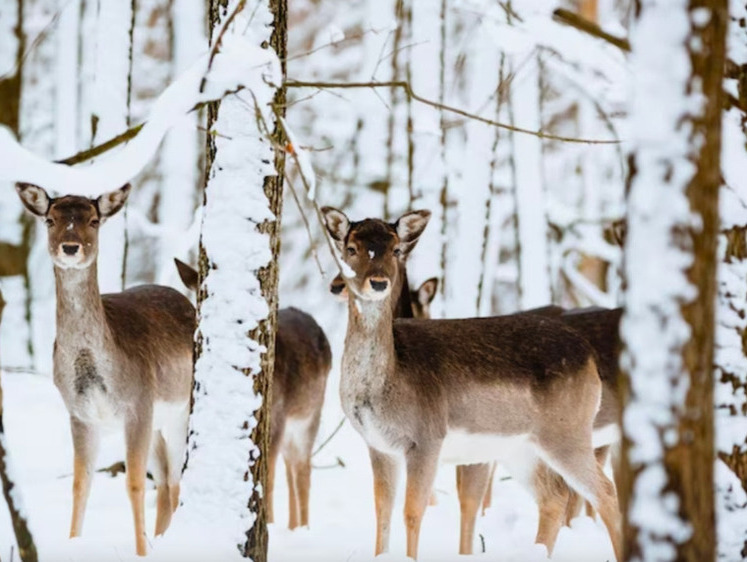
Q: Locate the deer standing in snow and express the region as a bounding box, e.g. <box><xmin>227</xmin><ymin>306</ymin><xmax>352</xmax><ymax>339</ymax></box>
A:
<box><xmin>175</xmin><ymin>259</ymin><xmax>332</xmax><ymax>530</ymax></box>
<box><xmin>321</xmin><ymin>207</ymin><xmax>622</xmax><ymax>561</ymax></box>
<box><xmin>17</xmin><ymin>184</ymin><xmax>194</xmax><ymax>556</ymax></box>
<box><xmin>331</xmin><ymin>270</ymin><xmax>622</xmax><ymax>555</ymax></box>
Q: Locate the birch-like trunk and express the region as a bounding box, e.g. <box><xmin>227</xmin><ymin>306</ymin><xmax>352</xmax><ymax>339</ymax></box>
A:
<box><xmin>512</xmin><ymin>55</ymin><xmax>551</xmax><ymax>309</ymax></box>
<box><xmin>621</xmin><ymin>0</ymin><xmax>726</xmax><ymax>559</ymax></box>
<box><xmin>79</xmin><ymin>0</ymin><xmax>134</xmax><ymax>292</ymax></box>
<box><xmin>186</xmin><ymin>0</ymin><xmax>285</xmax><ymax>559</ymax></box>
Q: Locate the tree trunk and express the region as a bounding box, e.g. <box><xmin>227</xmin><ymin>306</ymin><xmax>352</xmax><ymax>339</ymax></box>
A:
<box><xmin>187</xmin><ymin>0</ymin><xmax>285</xmax><ymax>559</ymax></box>
<box><xmin>620</xmin><ymin>0</ymin><xmax>726</xmax><ymax>560</ymax></box>
<box><xmin>0</xmin><ymin>290</ymin><xmax>38</xmax><ymax>562</ymax></box>
<box><xmin>243</xmin><ymin>0</ymin><xmax>286</xmax><ymax>555</ymax></box>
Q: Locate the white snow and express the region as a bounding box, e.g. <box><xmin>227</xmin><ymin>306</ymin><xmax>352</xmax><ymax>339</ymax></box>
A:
<box><xmin>0</xmin><ymin>367</ymin><xmax>618</xmax><ymax>562</ymax></box>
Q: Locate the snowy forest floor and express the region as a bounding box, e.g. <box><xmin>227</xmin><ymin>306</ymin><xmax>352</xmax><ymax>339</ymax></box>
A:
<box><xmin>0</xmin><ymin>363</ymin><xmax>615</xmax><ymax>562</ymax></box>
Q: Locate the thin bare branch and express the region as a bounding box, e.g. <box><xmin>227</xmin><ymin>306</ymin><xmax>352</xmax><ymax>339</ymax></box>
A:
<box><xmin>284</xmin><ymin>169</ymin><xmax>326</xmax><ymax>276</ymax></box>
<box><xmin>55</xmin><ymin>124</ymin><xmax>144</xmax><ymax>166</ymax></box>
<box><xmin>312</xmin><ymin>417</ymin><xmax>346</xmax><ymax>457</ymax></box>
<box><xmin>552</xmin><ymin>8</ymin><xmax>631</xmax><ymax>53</ymax></box>
<box><xmin>286</xmin><ymin>79</ymin><xmax>620</xmax><ymax>144</ymax></box>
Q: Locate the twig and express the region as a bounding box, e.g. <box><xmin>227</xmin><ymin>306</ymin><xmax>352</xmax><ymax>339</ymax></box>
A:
<box><xmin>56</xmin><ymin>124</ymin><xmax>144</xmax><ymax>165</ymax></box>
<box><xmin>312</xmin><ymin>457</ymin><xmax>346</xmax><ymax>470</ymax></box>
<box><xmin>552</xmin><ymin>8</ymin><xmax>631</xmax><ymax>53</ymax></box>
<box><xmin>284</xmin><ymin>170</ymin><xmax>325</xmax><ymax>276</ymax></box>
<box><xmin>199</xmin><ymin>0</ymin><xmax>248</xmax><ymax>93</ymax></box>
<box><xmin>286</xmin><ymin>79</ymin><xmax>620</xmax><ymax>145</ymax></box>
<box><xmin>312</xmin><ymin>417</ymin><xmax>346</xmax><ymax>457</ymax></box>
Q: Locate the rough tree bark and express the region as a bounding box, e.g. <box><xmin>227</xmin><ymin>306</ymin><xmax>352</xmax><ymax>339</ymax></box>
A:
<box><xmin>0</xmin><ymin>290</ymin><xmax>38</xmax><ymax>562</ymax></box>
<box><xmin>620</xmin><ymin>1</ymin><xmax>726</xmax><ymax>561</ymax></box>
<box><xmin>190</xmin><ymin>0</ymin><xmax>285</xmax><ymax>559</ymax></box>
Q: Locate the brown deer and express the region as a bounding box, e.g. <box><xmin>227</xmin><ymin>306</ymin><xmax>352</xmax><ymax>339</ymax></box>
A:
<box><xmin>331</xmin><ymin>271</ymin><xmax>621</xmax><ymax>555</ymax></box>
<box><xmin>321</xmin><ymin>207</ymin><xmax>622</xmax><ymax>561</ymax></box>
<box><xmin>16</xmin><ymin>183</ymin><xmax>194</xmax><ymax>556</ymax></box>
<box><xmin>175</xmin><ymin>259</ymin><xmax>331</xmax><ymax>530</ymax></box>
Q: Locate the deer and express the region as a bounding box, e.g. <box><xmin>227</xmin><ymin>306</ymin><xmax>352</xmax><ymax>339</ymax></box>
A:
<box><xmin>16</xmin><ymin>183</ymin><xmax>195</xmax><ymax>556</ymax></box>
<box><xmin>321</xmin><ymin>206</ymin><xmax>622</xmax><ymax>561</ymax></box>
<box><xmin>331</xmin><ymin>269</ymin><xmax>622</xmax><ymax>556</ymax></box>
<box><xmin>174</xmin><ymin>259</ymin><xmax>332</xmax><ymax>530</ymax></box>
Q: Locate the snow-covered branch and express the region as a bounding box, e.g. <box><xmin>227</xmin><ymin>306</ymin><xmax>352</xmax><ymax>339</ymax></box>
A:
<box><xmin>0</xmin><ymin>34</ymin><xmax>280</xmax><ymax>197</ymax></box>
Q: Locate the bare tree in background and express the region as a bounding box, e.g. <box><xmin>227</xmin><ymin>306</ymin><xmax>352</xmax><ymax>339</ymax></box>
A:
<box><xmin>0</xmin><ymin>290</ymin><xmax>38</xmax><ymax>561</ymax></box>
<box><xmin>621</xmin><ymin>0</ymin><xmax>726</xmax><ymax>560</ymax></box>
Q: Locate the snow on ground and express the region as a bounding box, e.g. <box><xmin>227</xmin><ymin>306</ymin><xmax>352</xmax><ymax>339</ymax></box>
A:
<box><xmin>0</xmin><ymin>360</ymin><xmax>616</xmax><ymax>562</ymax></box>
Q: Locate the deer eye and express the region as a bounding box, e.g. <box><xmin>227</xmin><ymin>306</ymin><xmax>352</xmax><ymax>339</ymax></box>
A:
<box><xmin>45</xmin><ymin>218</ymin><xmax>54</xmax><ymax>227</ymax></box>
<box><xmin>346</xmin><ymin>247</ymin><xmax>356</xmax><ymax>256</ymax></box>
<box><xmin>393</xmin><ymin>248</ymin><xmax>401</xmax><ymax>257</ymax></box>
<box><xmin>90</xmin><ymin>219</ymin><xmax>100</xmax><ymax>228</ymax></box>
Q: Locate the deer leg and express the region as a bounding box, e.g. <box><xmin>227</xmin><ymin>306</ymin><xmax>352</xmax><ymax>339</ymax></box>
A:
<box><xmin>284</xmin><ymin>456</ymin><xmax>299</xmax><ymax>529</ymax></box>
<box><xmin>481</xmin><ymin>462</ymin><xmax>496</xmax><ymax>515</ymax></box>
<box><xmin>296</xmin><ymin>458</ymin><xmax>312</xmax><ymax>528</ymax></box>
<box><xmin>69</xmin><ymin>417</ymin><xmax>100</xmax><ymax>538</ymax></box>
<box><xmin>125</xmin><ymin>413</ymin><xmax>153</xmax><ymax>556</ymax></box>
<box><xmin>165</xmin><ymin>409</ymin><xmax>189</xmax><ymax>516</ymax></box>
<box><xmin>403</xmin><ymin>446</ymin><xmax>440</xmax><ymax>560</ymax></box>
<box><xmin>457</xmin><ymin>463</ymin><xmax>491</xmax><ymax>555</ymax></box>
<box><xmin>585</xmin><ymin>446</ymin><xmax>611</xmax><ymax>519</ymax></box>
<box><xmin>536</xmin><ymin>436</ymin><xmax>622</xmax><ymax>562</ymax></box>
<box><xmin>369</xmin><ymin>448</ymin><xmax>399</xmax><ymax>556</ymax></box>
<box><xmin>266</xmin><ymin>422</ymin><xmax>283</xmax><ymax>525</ymax></box>
<box><xmin>533</xmin><ymin>462</ymin><xmax>571</xmax><ymax>556</ymax></box>
<box><xmin>152</xmin><ymin>431</ymin><xmax>173</xmax><ymax>536</ymax></box>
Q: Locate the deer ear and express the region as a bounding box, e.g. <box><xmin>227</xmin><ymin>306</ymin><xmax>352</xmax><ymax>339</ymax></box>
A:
<box><xmin>329</xmin><ymin>273</ymin><xmax>348</xmax><ymax>300</ymax></box>
<box><xmin>96</xmin><ymin>184</ymin><xmax>131</xmax><ymax>219</ymax></box>
<box><xmin>417</xmin><ymin>277</ymin><xmax>438</xmax><ymax>306</ymax></box>
<box><xmin>16</xmin><ymin>183</ymin><xmax>51</xmax><ymax>217</ymax></box>
<box><xmin>394</xmin><ymin>209</ymin><xmax>430</xmax><ymax>257</ymax></box>
<box><xmin>174</xmin><ymin>258</ymin><xmax>199</xmax><ymax>292</ymax></box>
<box><xmin>321</xmin><ymin>207</ymin><xmax>350</xmax><ymax>243</ymax></box>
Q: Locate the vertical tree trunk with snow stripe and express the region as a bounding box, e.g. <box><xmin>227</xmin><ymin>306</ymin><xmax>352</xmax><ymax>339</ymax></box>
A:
<box><xmin>620</xmin><ymin>0</ymin><xmax>726</xmax><ymax>560</ymax></box>
<box><xmin>189</xmin><ymin>0</ymin><xmax>285</xmax><ymax>559</ymax></box>
<box><xmin>715</xmin><ymin>1</ymin><xmax>747</xmax><ymax>556</ymax></box>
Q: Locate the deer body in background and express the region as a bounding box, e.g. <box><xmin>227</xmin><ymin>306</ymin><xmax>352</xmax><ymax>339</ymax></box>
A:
<box><xmin>175</xmin><ymin>259</ymin><xmax>332</xmax><ymax>529</ymax></box>
<box><xmin>17</xmin><ymin>184</ymin><xmax>195</xmax><ymax>556</ymax></box>
<box><xmin>322</xmin><ymin>207</ymin><xmax>622</xmax><ymax>561</ymax></box>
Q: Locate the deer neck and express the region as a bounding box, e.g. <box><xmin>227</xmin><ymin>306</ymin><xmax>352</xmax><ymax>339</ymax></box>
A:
<box><xmin>54</xmin><ymin>263</ymin><xmax>109</xmax><ymax>347</ymax></box>
<box><xmin>343</xmin><ymin>295</ymin><xmax>396</xmax><ymax>381</ymax></box>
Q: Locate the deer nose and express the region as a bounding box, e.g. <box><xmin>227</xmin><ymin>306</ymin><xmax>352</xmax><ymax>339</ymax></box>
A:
<box><xmin>369</xmin><ymin>277</ymin><xmax>389</xmax><ymax>292</ymax></box>
<box><xmin>61</xmin><ymin>243</ymin><xmax>80</xmax><ymax>256</ymax></box>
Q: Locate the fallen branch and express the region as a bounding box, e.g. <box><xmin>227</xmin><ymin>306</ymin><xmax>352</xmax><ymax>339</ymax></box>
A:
<box><xmin>56</xmin><ymin>124</ymin><xmax>144</xmax><ymax>166</ymax></box>
<box><xmin>312</xmin><ymin>417</ymin><xmax>346</xmax><ymax>457</ymax></box>
<box><xmin>552</xmin><ymin>8</ymin><xmax>631</xmax><ymax>53</ymax></box>
<box><xmin>286</xmin><ymin>79</ymin><xmax>620</xmax><ymax>145</ymax></box>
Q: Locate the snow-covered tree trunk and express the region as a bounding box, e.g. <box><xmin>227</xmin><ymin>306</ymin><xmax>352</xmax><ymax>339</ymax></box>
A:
<box><xmin>715</xmin><ymin>0</ymin><xmax>747</xmax><ymax>556</ymax></box>
<box><xmin>186</xmin><ymin>0</ymin><xmax>285</xmax><ymax>558</ymax></box>
<box><xmin>0</xmin><ymin>289</ymin><xmax>37</xmax><ymax>562</ymax></box>
<box><xmin>620</xmin><ymin>0</ymin><xmax>726</xmax><ymax>560</ymax></box>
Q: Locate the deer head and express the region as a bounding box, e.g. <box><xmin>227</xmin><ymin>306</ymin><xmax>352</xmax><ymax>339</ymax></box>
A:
<box><xmin>410</xmin><ymin>277</ymin><xmax>438</xmax><ymax>319</ymax></box>
<box><xmin>321</xmin><ymin>207</ymin><xmax>430</xmax><ymax>301</ymax></box>
<box><xmin>16</xmin><ymin>183</ymin><xmax>130</xmax><ymax>270</ymax></box>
